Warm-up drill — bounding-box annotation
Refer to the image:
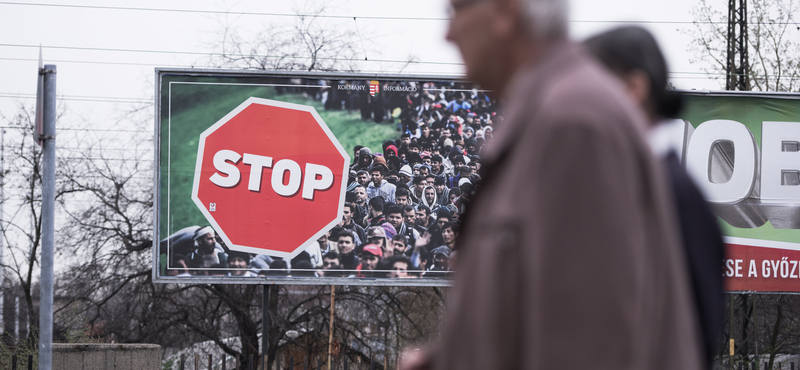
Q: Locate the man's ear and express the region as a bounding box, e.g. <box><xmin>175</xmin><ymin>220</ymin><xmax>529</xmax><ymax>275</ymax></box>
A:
<box><xmin>491</xmin><ymin>0</ymin><xmax>524</xmax><ymax>38</ymax></box>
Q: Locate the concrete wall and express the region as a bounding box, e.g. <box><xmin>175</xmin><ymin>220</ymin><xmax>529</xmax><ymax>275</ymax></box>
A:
<box><xmin>53</xmin><ymin>343</ymin><xmax>162</xmax><ymax>370</ymax></box>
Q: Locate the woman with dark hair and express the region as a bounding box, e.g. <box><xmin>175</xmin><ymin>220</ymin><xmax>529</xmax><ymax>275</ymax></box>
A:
<box><xmin>583</xmin><ymin>26</ymin><xmax>682</xmax><ymax>122</ymax></box>
<box><xmin>585</xmin><ymin>26</ymin><xmax>726</xmax><ymax>370</ymax></box>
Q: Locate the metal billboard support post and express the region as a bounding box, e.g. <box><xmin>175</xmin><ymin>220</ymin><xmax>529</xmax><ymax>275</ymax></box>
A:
<box><xmin>38</xmin><ymin>64</ymin><xmax>56</xmax><ymax>370</ymax></box>
<box><xmin>328</xmin><ymin>286</ymin><xmax>336</xmax><ymax>370</ymax></box>
<box><xmin>263</xmin><ymin>285</ymin><xmax>270</xmax><ymax>370</ymax></box>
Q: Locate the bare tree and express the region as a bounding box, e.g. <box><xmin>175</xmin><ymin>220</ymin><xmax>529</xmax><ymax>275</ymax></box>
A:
<box><xmin>208</xmin><ymin>1</ymin><xmax>363</xmax><ymax>72</ymax></box>
<box><xmin>686</xmin><ymin>0</ymin><xmax>800</xmax><ymax>91</ymax></box>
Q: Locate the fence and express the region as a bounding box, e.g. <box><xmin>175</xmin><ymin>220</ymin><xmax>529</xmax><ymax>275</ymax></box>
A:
<box><xmin>171</xmin><ymin>353</ymin><xmax>400</xmax><ymax>370</ymax></box>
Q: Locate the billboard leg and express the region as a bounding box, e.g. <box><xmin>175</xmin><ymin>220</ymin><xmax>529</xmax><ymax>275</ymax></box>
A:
<box><xmin>263</xmin><ymin>285</ymin><xmax>270</xmax><ymax>370</ymax></box>
<box><xmin>328</xmin><ymin>285</ymin><xmax>336</xmax><ymax>370</ymax></box>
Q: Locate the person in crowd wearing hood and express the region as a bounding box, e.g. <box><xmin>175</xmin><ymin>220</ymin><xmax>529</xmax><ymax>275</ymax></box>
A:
<box><xmin>385</xmin><ymin>144</ymin><xmax>399</xmax><ymax>158</ymax></box>
<box><xmin>421</xmin><ymin>185</ymin><xmax>439</xmax><ymax>213</ymax></box>
<box><xmin>418</xmin><ymin>164</ymin><xmax>432</xmax><ymax>179</ymax></box>
<box><xmin>350</xmin><ymin>147</ymin><xmax>372</xmax><ymax>172</ymax></box>
<box><xmin>432</xmin><ymin>176</ymin><xmax>451</xmax><ymax>207</ymax></box>
<box><xmin>585</xmin><ymin>25</ymin><xmax>725</xmax><ymax>369</ymax></box>
<box><xmin>367</xmin><ymin>164</ymin><xmax>396</xmax><ymax>203</ymax></box>
<box><xmin>464</xmin><ymin>138</ymin><xmax>479</xmax><ymax>155</ymax></box>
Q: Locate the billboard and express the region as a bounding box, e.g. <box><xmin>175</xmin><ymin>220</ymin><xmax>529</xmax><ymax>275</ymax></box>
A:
<box><xmin>153</xmin><ymin>72</ymin><xmax>800</xmax><ymax>291</ymax></box>
<box><xmin>679</xmin><ymin>91</ymin><xmax>800</xmax><ymax>293</ymax></box>
<box><xmin>153</xmin><ymin>70</ymin><xmax>496</xmax><ymax>285</ymax></box>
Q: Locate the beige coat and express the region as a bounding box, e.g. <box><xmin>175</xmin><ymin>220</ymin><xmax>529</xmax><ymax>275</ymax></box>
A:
<box><xmin>433</xmin><ymin>42</ymin><xmax>702</xmax><ymax>370</ymax></box>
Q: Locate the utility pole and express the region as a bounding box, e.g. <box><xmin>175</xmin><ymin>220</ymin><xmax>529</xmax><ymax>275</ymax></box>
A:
<box><xmin>726</xmin><ymin>0</ymin><xmax>751</xmax><ymax>90</ymax></box>
<box><xmin>38</xmin><ymin>64</ymin><xmax>57</xmax><ymax>370</ymax></box>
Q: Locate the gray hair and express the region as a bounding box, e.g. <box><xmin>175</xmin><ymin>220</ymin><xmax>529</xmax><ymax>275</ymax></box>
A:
<box><xmin>521</xmin><ymin>0</ymin><xmax>569</xmax><ymax>38</ymax></box>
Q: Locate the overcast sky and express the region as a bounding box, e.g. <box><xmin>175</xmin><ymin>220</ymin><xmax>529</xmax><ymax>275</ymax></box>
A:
<box><xmin>0</xmin><ymin>0</ymin><xmax>756</xmax><ymax>126</ymax></box>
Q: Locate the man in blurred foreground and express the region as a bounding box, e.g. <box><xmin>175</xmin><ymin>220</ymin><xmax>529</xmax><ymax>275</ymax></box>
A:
<box><xmin>403</xmin><ymin>0</ymin><xmax>703</xmax><ymax>369</ymax></box>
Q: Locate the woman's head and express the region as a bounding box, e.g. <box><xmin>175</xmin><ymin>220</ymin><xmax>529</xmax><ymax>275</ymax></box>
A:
<box><xmin>584</xmin><ymin>26</ymin><xmax>682</xmax><ymax>122</ymax></box>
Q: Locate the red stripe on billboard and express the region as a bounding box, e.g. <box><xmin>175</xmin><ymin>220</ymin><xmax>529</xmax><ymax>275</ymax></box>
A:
<box><xmin>724</xmin><ymin>243</ymin><xmax>800</xmax><ymax>292</ymax></box>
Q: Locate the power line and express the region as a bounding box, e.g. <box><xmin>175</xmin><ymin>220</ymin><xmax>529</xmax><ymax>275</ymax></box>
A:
<box><xmin>0</xmin><ymin>57</ymin><xmax>466</xmax><ymax>77</ymax></box>
<box><xmin>0</xmin><ymin>126</ymin><xmax>151</xmax><ymax>133</ymax></box>
<box><xmin>0</xmin><ymin>1</ymin><xmax>451</xmax><ymax>21</ymax></box>
<box><xmin>0</xmin><ymin>44</ymin><xmax>781</xmax><ymax>78</ymax></box>
<box><xmin>0</xmin><ymin>93</ymin><xmax>149</xmax><ymax>104</ymax></box>
<box><xmin>0</xmin><ymin>43</ymin><xmax>464</xmax><ymax>66</ymax></box>
<box><xmin>0</xmin><ymin>2</ymin><xmax>725</xmax><ymax>24</ymax></box>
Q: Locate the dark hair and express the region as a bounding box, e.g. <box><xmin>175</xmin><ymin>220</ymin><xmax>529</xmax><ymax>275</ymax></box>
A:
<box><xmin>385</xmin><ymin>204</ymin><xmax>403</xmax><ymax>217</ymax></box>
<box><xmin>416</xmin><ymin>204</ymin><xmax>430</xmax><ymax>215</ymax></box>
<box><xmin>441</xmin><ymin>221</ymin><xmax>460</xmax><ymax>235</ymax></box>
<box><xmin>385</xmin><ymin>254</ymin><xmax>412</xmax><ymax>268</ymax></box>
<box><xmin>337</xmin><ymin>230</ymin><xmax>355</xmax><ymax>242</ymax></box>
<box><xmin>227</xmin><ymin>251</ymin><xmax>251</xmax><ymax>262</ymax></box>
<box><xmin>369</xmin><ymin>196</ymin><xmax>385</xmax><ymax>212</ymax></box>
<box><xmin>403</xmin><ymin>205</ymin><xmax>416</xmax><ymax>214</ymax></box>
<box><xmin>323</xmin><ymin>251</ymin><xmax>340</xmax><ymax>260</ymax></box>
<box><xmin>391</xmin><ymin>234</ymin><xmax>407</xmax><ymax>244</ymax></box>
<box><xmin>344</xmin><ymin>202</ymin><xmax>356</xmax><ymax>213</ymax></box>
<box><xmin>584</xmin><ymin>26</ymin><xmax>683</xmax><ymax>119</ymax></box>
<box><xmin>396</xmin><ymin>188</ymin><xmax>410</xmax><ymax>198</ymax></box>
<box><xmin>371</xmin><ymin>164</ymin><xmax>389</xmax><ymax>176</ymax></box>
<box><xmin>412</xmin><ymin>176</ymin><xmax>425</xmax><ymax>185</ymax></box>
<box><xmin>432</xmin><ymin>155</ymin><xmax>443</xmax><ymax>163</ymax></box>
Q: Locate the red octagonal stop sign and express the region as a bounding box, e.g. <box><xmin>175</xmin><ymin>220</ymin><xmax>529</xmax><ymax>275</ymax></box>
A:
<box><xmin>191</xmin><ymin>97</ymin><xmax>349</xmax><ymax>258</ymax></box>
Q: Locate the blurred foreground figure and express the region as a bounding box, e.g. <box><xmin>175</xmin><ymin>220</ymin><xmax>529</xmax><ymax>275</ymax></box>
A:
<box><xmin>585</xmin><ymin>26</ymin><xmax>725</xmax><ymax>369</ymax></box>
<box><xmin>403</xmin><ymin>0</ymin><xmax>703</xmax><ymax>369</ymax></box>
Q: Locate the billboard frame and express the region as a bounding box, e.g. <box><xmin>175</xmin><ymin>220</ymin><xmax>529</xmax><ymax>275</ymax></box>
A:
<box><xmin>152</xmin><ymin>68</ymin><xmax>474</xmax><ymax>286</ymax></box>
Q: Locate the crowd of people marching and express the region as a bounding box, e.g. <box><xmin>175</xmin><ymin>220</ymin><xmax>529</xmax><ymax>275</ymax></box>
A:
<box><xmin>161</xmin><ymin>80</ymin><xmax>499</xmax><ymax>279</ymax></box>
